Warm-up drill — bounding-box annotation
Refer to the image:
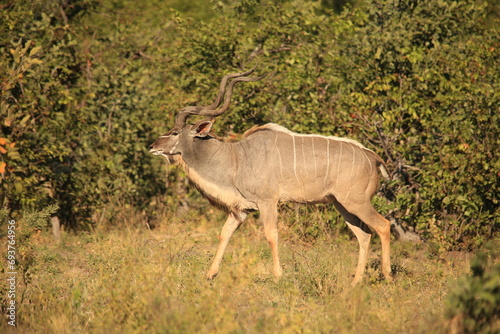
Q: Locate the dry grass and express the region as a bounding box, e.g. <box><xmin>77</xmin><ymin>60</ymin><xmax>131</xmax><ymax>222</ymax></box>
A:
<box><xmin>2</xmin><ymin>211</ymin><xmax>472</xmax><ymax>333</ymax></box>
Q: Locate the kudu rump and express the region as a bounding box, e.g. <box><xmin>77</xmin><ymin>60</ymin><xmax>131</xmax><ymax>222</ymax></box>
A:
<box><xmin>150</xmin><ymin>69</ymin><xmax>392</xmax><ymax>285</ymax></box>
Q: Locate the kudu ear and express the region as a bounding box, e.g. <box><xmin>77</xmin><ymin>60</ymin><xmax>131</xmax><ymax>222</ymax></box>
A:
<box><xmin>191</xmin><ymin>120</ymin><xmax>213</xmax><ymax>138</ymax></box>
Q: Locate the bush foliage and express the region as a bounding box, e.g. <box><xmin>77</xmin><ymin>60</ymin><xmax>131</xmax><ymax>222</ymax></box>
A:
<box><xmin>445</xmin><ymin>243</ymin><xmax>500</xmax><ymax>333</ymax></box>
<box><xmin>1</xmin><ymin>0</ymin><xmax>498</xmax><ymax>249</ymax></box>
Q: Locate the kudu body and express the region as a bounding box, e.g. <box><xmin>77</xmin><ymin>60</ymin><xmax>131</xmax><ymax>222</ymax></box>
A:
<box><xmin>150</xmin><ymin>69</ymin><xmax>392</xmax><ymax>285</ymax></box>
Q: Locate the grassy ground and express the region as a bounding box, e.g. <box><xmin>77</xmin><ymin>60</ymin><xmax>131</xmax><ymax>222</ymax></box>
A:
<box><xmin>3</xmin><ymin>211</ymin><xmax>474</xmax><ymax>333</ymax></box>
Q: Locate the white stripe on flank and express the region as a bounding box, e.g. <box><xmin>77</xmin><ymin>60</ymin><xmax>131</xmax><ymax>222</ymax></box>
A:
<box><xmin>275</xmin><ymin>132</ymin><xmax>285</xmax><ymax>182</ymax></box>
<box><xmin>335</xmin><ymin>141</ymin><xmax>343</xmax><ymax>188</ymax></box>
<box><xmin>344</xmin><ymin>144</ymin><xmax>356</xmax><ymax>199</ymax></box>
<box><xmin>360</xmin><ymin>147</ymin><xmax>373</xmax><ymax>175</ymax></box>
<box><xmin>324</xmin><ymin>138</ymin><xmax>330</xmax><ymax>188</ymax></box>
<box><xmin>312</xmin><ymin>138</ymin><xmax>318</xmax><ymax>179</ymax></box>
<box><xmin>291</xmin><ymin>134</ymin><xmax>300</xmax><ymax>184</ymax></box>
<box><xmin>301</xmin><ymin>137</ymin><xmax>308</xmax><ymax>178</ymax></box>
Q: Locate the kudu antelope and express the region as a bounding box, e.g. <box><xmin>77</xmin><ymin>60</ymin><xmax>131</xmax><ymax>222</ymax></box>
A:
<box><xmin>150</xmin><ymin>69</ymin><xmax>392</xmax><ymax>285</ymax></box>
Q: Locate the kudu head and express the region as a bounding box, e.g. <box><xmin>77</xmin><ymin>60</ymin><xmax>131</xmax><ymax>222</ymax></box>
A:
<box><xmin>149</xmin><ymin>68</ymin><xmax>265</xmax><ymax>159</ymax></box>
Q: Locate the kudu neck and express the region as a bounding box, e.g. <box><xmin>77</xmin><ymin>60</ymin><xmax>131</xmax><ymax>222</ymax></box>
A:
<box><xmin>182</xmin><ymin>136</ymin><xmax>233</xmax><ymax>168</ymax></box>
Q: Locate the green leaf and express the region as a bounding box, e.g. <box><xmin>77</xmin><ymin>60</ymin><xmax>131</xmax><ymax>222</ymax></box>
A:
<box><xmin>19</xmin><ymin>115</ymin><xmax>30</xmax><ymax>126</ymax></box>
<box><xmin>29</xmin><ymin>46</ymin><xmax>42</xmax><ymax>57</ymax></box>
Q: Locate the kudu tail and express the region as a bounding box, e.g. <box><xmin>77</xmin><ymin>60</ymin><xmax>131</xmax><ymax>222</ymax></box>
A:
<box><xmin>365</xmin><ymin>149</ymin><xmax>391</xmax><ymax>180</ymax></box>
<box><xmin>377</xmin><ymin>162</ymin><xmax>390</xmax><ymax>180</ymax></box>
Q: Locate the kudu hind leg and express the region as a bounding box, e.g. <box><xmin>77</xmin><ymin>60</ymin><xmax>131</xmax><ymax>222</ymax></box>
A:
<box><xmin>333</xmin><ymin>201</ymin><xmax>372</xmax><ymax>285</ymax></box>
<box><xmin>349</xmin><ymin>205</ymin><xmax>392</xmax><ymax>282</ymax></box>
<box><xmin>206</xmin><ymin>211</ymin><xmax>247</xmax><ymax>280</ymax></box>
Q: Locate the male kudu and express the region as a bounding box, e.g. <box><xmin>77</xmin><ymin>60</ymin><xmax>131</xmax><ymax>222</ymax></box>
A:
<box><xmin>150</xmin><ymin>69</ymin><xmax>392</xmax><ymax>285</ymax></box>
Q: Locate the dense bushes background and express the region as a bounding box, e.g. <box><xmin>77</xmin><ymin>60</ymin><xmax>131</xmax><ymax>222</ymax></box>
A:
<box><xmin>1</xmin><ymin>0</ymin><xmax>498</xmax><ymax>249</ymax></box>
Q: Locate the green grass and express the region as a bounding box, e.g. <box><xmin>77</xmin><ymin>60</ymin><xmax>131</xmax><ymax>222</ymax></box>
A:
<box><xmin>3</xmin><ymin>213</ymin><xmax>473</xmax><ymax>333</ymax></box>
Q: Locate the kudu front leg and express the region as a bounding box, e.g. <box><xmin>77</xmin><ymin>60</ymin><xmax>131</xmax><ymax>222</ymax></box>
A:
<box><xmin>259</xmin><ymin>203</ymin><xmax>283</xmax><ymax>279</ymax></box>
<box><xmin>206</xmin><ymin>211</ymin><xmax>247</xmax><ymax>280</ymax></box>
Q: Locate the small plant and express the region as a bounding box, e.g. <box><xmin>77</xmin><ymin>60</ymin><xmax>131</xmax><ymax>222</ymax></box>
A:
<box><xmin>445</xmin><ymin>242</ymin><xmax>500</xmax><ymax>333</ymax></box>
<box><xmin>19</xmin><ymin>205</ymin><xmax>59</xmax><ymax>235</ymax></box>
